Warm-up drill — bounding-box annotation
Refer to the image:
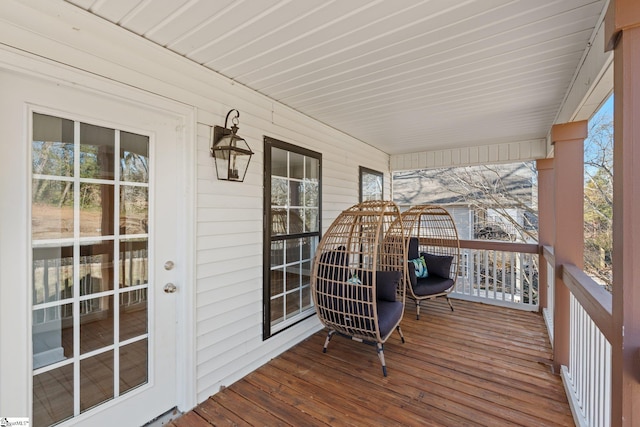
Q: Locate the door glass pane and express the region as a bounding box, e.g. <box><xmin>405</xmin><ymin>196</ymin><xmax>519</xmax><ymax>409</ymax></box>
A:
<box><xmin>120</xmin><ymin>132</ymin><xmax>149</xmax><ymax>183</ymax></box>
<box><xmin>80</xmin><ymin>296</ymin><xmax>114</xmax><ymax>354</ymax></box>
<box><xmin>32</xmin><ymin>246</ymin><xmax>74</xmax><ymax>304</ymax></box>
<box><xmin>32</xmin><ymin>114</ymin><xmax>151</xmax><ymax>424</ymax></box>
<box><xmin>32</xmin><ymin>179</ymin><xmax>74</xmax><ymax>239</ymax></box>
<box><xmin>32</xmin><ymin>303</ymin><xmax>73</xmax><ymax>369</ymax></box>
<box><xmin>32</xmin><ymin>113</ymin><xmax>74</xmax><ymax>177</ymax></box>
<box><xmin>80</xmin><ymin>350</ymin><xmax>114</xmax><ymax>412</ymax></box>
<box><xmin>79</xmin><ymin>183</ymin><xmax>114</xmax><ymax>237</ymax></box>
<box><xmin>119</xmin><ymin>239</ymin><xmax>148</xmax><ymax>288</ymax></box>
<box><xmin>80</xmin><ymin>123</ymin><xmax>115</xmax><ymax>179</ymax></box>
<box><xmin>120</xmin><ymin>339</ymin><xmax>148</xmax><ymax>394</ymax></box>
<box><xmin>33</xmin><ymin>364</ymin><xmax>74</xmax><ymax>427</ymax></box>
<box><xmin>120</xmin><ymin>185</ymin><xmax>148</xmax><ymax>235</ymax></box>
<box><xmin>120</xmin><ymin>289</ymin><xmax>148</xmax><ymax>341</ymax></box>
<box><xmin>79</xmin><ymin>242</ymin><xmax>114</xmax><ymax>295</ymax></box>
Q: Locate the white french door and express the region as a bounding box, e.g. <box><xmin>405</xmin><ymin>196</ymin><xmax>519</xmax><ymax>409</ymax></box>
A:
<box><xmin>0</xmin><ymin>68</ymin><xmax>187</xmax><ymax>426</ymax></box>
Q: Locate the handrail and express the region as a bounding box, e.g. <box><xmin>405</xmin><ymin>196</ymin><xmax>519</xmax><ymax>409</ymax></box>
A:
<box><xmin>459</xmin><ymin>239</ymin><xmax>538</xmax><ymax>254</ymax></box>
<box><xmin>562</xmin><ymin>264</ymin><xmax>613</xmax><ymax>343</ymax></box>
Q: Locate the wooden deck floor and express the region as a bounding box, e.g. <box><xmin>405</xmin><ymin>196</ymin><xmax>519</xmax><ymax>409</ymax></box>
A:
<box><xmin>170</xmin><ymin>299</ymin><xmax>573</xmax><ymax>426</ymax></box>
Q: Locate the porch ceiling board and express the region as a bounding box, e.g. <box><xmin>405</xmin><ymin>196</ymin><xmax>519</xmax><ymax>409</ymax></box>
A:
<box><xmin>65</xmin><ymin>0</ymin><xmax>606</xmax><ymax>155</ymax></box>
<box><xmin>170</xmin><ymin>299</ymin><xmax>573</xmax><ymax>426</ymax></box>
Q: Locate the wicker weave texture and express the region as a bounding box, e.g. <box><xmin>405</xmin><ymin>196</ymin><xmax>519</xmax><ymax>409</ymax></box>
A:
<box><xmin>311</xmin><ymin>200</ymin><xmax>407</xmax><ymax>343</ymax></box>
<box><xmin>402</xmin><ymin>204</ymin><xmax>461</xmax><ymax>299</ymax></box>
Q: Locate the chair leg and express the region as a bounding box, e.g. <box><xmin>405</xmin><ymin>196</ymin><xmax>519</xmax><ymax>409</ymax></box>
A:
<box><xmin>446</xmin><ymin>296</ymin><xmax>454</xmax><ymax>311</ymax></box>
<box><xmin>323</xmin><ymin>330</ymin><xmax>335</xmax><ymax>353</ymax></box>
<box><xmin>376</xmin><ymin>343</ymin><xmax>387</xmax><ymax>377</ymax></box>
<box><xmin>415</xmin><ymin>300</ymin><xmax>421</xmax><ymax>320</ymax></box>
<box><xmin>396</xmin><ymin>325</ymin><xmax>405</xmax><ymax>343</ymax></box>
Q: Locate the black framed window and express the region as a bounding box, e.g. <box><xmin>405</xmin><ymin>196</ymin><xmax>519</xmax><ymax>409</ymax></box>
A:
<box><xmin>263</xmin><ymin>136</ymin><xmax>321</xmax><ymax>339</ymax></box>
<box><xmin>359</xmin><ymin>166</ymin><xmax>383</xmax><ymax>201</ymax></box>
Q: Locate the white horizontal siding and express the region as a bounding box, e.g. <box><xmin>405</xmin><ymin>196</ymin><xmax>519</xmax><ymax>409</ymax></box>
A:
<box><xmin>390</xmin><ymin>139</ymin><xmax>547</xmax><ymax>171</ymax></box>
<box><xmin>0</xmin><ymin>0</ymin><xmax>391</xmax><ymax>411</ymax></box>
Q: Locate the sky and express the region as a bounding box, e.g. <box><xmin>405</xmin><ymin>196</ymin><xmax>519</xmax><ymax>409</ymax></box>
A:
<box><xmin>584</xmin><ymin>94</ymin><xmax>613</xmax><ymax>178</ymax></box>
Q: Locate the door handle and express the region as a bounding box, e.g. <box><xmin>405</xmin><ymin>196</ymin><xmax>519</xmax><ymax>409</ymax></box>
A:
<box><xmin>164</xmin><ymin>283</ymin><xmax>177</xmax><ymax>293</ymax></box>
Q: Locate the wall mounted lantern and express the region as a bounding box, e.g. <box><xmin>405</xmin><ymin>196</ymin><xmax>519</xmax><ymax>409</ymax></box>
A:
<box><xmin>211</xmin><ymin>109</ymin><xmax>254</xmax><ymax>182</ymax></box>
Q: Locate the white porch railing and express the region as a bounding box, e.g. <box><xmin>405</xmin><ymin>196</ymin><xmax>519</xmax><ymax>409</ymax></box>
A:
<box><xmin>452</xmin><ymin>240</ymin><xmax>539</xmax><ymax>311</ymax></box>
<box><xmin>560</xmin><ymin>264</ymin><xmax>613</xmax><ymax>427</ymax></box>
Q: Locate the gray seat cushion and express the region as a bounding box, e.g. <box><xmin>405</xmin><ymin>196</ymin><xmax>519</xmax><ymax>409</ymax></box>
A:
<box><xmin>413</xmin><ymin>276</ymin><xmax>454</xmax><ymax>296</ymax></box>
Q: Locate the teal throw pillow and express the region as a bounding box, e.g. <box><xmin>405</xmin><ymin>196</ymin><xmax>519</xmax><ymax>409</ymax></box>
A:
<box><xmin>347</xmin><ymin>274</ymin><xmax>362</xmax><ymax>284</ymax></box>
<box><xmin>410</xmin><ymin>256</ymin><xmax>428</xmax><ymax>278</ymax></box>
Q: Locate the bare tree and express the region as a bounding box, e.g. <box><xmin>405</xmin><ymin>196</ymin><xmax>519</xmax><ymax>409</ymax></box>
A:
<box><xmin>584</xmin><ymin>113</ymin><xmax>613</xmax><ymax>290</ymax></box>
<box><xmin>394</xmin><ymin>162</ymin><xmax>537</xmax><ymax>242</ymax></box>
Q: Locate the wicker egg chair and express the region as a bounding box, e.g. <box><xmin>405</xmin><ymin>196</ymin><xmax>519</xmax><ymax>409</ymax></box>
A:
<box><xmin>401</xmin><ymin>205</ymin><xmax>460</xmax><ymax>319</ymax></box>
<box><xmin>311</xmin><ymin>200</ymin><xmax>408</xmax><ymax>376</ymax></box>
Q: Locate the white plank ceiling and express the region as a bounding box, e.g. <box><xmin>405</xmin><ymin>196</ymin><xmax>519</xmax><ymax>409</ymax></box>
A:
<box><xmin>65</xmin><ymin>0</ymin><xmax>606</xmax><ymax>155</ymax></box>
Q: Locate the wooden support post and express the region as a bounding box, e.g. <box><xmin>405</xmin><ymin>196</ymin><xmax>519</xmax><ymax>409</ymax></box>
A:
<box><xmin>607</xmin><ymin>0</ymin><xmax>640</xmax><ymax>424</ymax></box>
<box><xmin>536</xmin><ymin>159</ymin><xmax>555</xmax><ymax>315</ymax></box>
<box><xmin>551</xmin><ymin>121</ymin><xmax>587</xmax><ymax>373</ymax></box>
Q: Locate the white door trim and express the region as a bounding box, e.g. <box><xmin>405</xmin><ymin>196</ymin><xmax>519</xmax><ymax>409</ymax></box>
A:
<box><xmin>0</xmin><ymin>46</ymin><xmax>197</xmax><ymax>419</ymax></box>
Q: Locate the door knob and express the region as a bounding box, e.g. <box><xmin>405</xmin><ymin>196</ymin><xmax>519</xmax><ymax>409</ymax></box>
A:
<box><xmin>164</xmin><ymin>283</ymin><xmax>177</xmax><ymax>293</ymax></box>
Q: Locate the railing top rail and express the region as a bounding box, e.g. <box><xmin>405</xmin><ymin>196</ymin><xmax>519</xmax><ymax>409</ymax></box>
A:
<box><xmin>459</xmin><ymin>239</ymin><xmax>539</xmax><ymax>254</ymax></box>
<box><xmin>563</xmin><ymin>263</ymin><xmax>613</xmax><ymax>342</ymax></box>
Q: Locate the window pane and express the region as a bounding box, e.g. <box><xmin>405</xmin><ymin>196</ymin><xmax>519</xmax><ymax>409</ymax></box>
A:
<box><xmin>33</xmin><ymin>363</ymin><xmax>74</xmax><ymax>427</ymax></box>
<box><xmin>33</xmin><ymin>246</ymin><xmax>74</xmax><ymax>304</ymax></box>
<box><xmin>304</xmin><ymin>180</ymin><xmax>318</xmax><ymax>207</ymax></box>
<box><xmin>361</xmin><ymin>168</ymin><xmax>383</xmax><ymax>201</ymax></box>
<box><xmin>271</xmin><ymin>177</ymin><xmax>288</xmax><ymax>206</ymax></box>
<box><xmin>271</xmin><ymin>240</ymin><xmax>284</xmax><ymax>267</ymax></box>
<box><xmin>271</xmin><ymin>268</ymin><xmax>284</xmax><ymax>297</ymax></box>
<box><xmin>120</xmin><ymin>131</ymin><xmax>149</xmax><ymax>183</ymax></box>
<box><xmin>80</xmin><ymin>350</ymin><xmax>114</xmax><ymax>412</ymax></box>
<box><xmin>285</xmin><ymin>290</ymin><xmax>301</xmax><ymax>317</ymax></box>
<box><xmin>80</xmin><ymin>123</ymin><xmax>115</xmax><ymax>180</ymax></box>
<box><xmin>286</xmin><ymin>239</ymin><xmax>301</xmax><ymax>264</ymax></box>
<box><xmin>270</xmin><ymin>296</ymin><xmax>283</xmax><ymax>326</ymax></box>
<box><xmin>271</xmin><ymin>147</ymin><xmax>288</xmax><ymax>177</ymax></box>
<box><xmin>289</xmin><ymin>180</ymin><xmax>303</xmax><ymax>207</ymax></box>
<box><xmin>32</xmin><ymin>179</ymin><xmax>74</xmax><ymax>239</ymax></box>
<box><xmin>304</xmin><ymin>208</ymin><xmax>319</xmax><ymax>233</ymax></box>
<box><xmin>288</xmin><ymin>208</ymin><xmax>304</xmax><ymax>234</ymax></box>
<box><xmin>301</xmin><ymin>285</ymin><xmax>312</xmax><ymax>310</ymax></box>
<box><xmin>272</xmin><ymin>208</ymin><xmax>288</xmax><ymax>236</ymax></box>
<box><xmin>286</xmin><ymin>265</ymin><xmax>301</xmax><ymax>292</ymax></box>
<box><xmin>80</xmin><ymin>183</ymin><xmax>114</xmax><ymax>237</ymax></box>
<box><xmin>301</xmin><ymin>261</ymin><xmax>312</xmax><ymax>287</ymax></box>
<box><xmin>305</xmin><ymin>157</ymin><xmax>319</xmax><ymax>180</ymax></box>
<box><xmin>290</xmin><ymin>152</ymin><xmax>304</xmax><ymax>179</ymax></box>
<box><xmin>32</xmin><ymin>113</ymin><xmax>74</xmax><ymax>177</ymax></box>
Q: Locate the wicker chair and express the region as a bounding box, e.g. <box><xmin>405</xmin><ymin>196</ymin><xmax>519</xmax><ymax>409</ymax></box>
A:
<box><xmin>311</xmin><ymin>200</ymin><xmax>408</xmax><ymax>376</ymax></box>
<box><xmin>401</xmin><ymin>205</ymin><xmax>460</xmax><ymax>319</ymax></box>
